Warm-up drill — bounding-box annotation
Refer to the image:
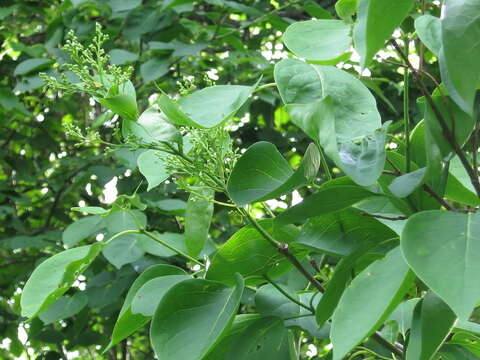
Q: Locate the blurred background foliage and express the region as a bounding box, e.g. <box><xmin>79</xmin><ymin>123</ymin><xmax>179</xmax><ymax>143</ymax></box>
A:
<box><xmin>0</xmin><ymin>0</ymin><xmax>430</xmax><ymax>358</ymax></box>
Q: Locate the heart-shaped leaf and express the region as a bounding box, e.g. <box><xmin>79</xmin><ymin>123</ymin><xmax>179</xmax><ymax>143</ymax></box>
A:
<box><xmin>331</xmin><ymin>246</ymin><xmax>415</xmax><ymax>360</ymax></box>
<box><xmin>21</xmin><ymin>243</ymin><xmax>104</xmax><ymax>318</ymax></box>
<box><xmin>401</xmin><ymin>211</ymin><xmax>480</xmax><ymax>320</ymax></box>
<box><xmin>284</xmin><ymin>20</ymin><xmax>351</xmax><ymax>62</ymax></box>
<box><xmin>150</xmin><ymin>275</ymin><xmax>244</xmax><ymax>360</ymax></box>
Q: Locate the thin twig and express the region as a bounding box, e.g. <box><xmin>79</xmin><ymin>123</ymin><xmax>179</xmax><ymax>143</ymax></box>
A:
<box><xmin>263</xmin><ymin>274</ymin><xmax>314</xmax><ymax>312</ymax></box>
<box><xmin>361</xmin><ymin>212</ymin><xmax>408</xmax><ymax>221</ymax></box>
<box><xmin>241</xmin><ymin>208</ymin><xmax>325</xmax><ymax>293</ymax></box>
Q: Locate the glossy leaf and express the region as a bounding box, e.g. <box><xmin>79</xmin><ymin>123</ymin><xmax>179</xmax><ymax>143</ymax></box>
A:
<box><xmin>137</xmin><ymin>150</ymin><xmax>169</xmax><ymax>191</ymax></box>
<box><xmin>13</xmin><ymin>58</ymin><xmax>52</xmax><ymax>76</ymax></box>
<box><xmin>440</xmin><ymin>0</ymin><xmax>480</xmax><ymax>115</ymax></box>
<box><xmin>131</xmin><ymin>275</ymin><xmax>191</xmax><ymax>316</ymax></box>
<box><xmin>423</xmin><ymin>88</ymin><xmax>475</xmax><ymax>159</ymax></box>
<box><xmin>274</xmin><ymin>58</ymin><xmax>323</xmax><ymax>104</ymax></box>
<box><xmin>255</xmin><ymin>283</ymin><xmax>300</xmax><ymax>319</ymax></box>
<box><xmin>388</xmin><ymin>167</ymin><xmax>426</xmax><ymax>198</ymax></box>
<box><xmin>123</xmin><ymin>106</ymin><xmax>180</xmax><ymax>144</ymax></box>
<box><xmin>62</xmin><ymin>215</ymin><xmax>104</xmax><ymax>247</ymax></box>
<box><xmin>286</xmin><ymin>65</ymin><xmax>387</xmax><ymax>186</ymax></box>
<box><xmin>38</xmin><ymin>292</ymin><xmax>88</xmax><ymax>324</ymax></box>
<box><xmin>206</xmin><ymin>219</ymin><xmax>299</xmax><ymax>286</ymax></box>
<box><xmin>72</xmin><ymin>206</ymin><xmax>109</xmax><ymax>215</ymax></box>
<box><xmin>99</xmin><ymin>81</ymin><xmax>138</xmax><ymax>121</ymax></box>
<box><xmin>185</xmin><ymin>187</ymin><xmax>214</xmax><ymax>257</ymax></box>
<box><xmin>414</xmin><ymin>15</ymin><xmax>441</xmax><ymax>56</ymax></box>
<box><xmin>205</xmin><ymin>315</ymin><xmax>292</xmax><ymax>360</ymax></box>
<box><xmin>159</xmin><ymin>84</ymin><xmax>255</xmax><ymax>128</ymax></box>
<box><xmin>331</xmin><ymin>247</ymin><xmax>414</xmax><ymax>360</ymax></box>
<box><xmin>109</xmin><ymin>49</ymin><xmax>139</xmax><ymax>65</ymax></box>
<box><xmin>276</xmin><ymin>177</ymin><xmax>375</xmax><ymax>224</ymax></box>
<box><xmin>406</xmin><ymin>291</ymin><xmax>457</xmax><ymax>360</ymax></box>
<box><xmin>140</xmin><ymin>57</ymin><xmax>170</xmax><ymax>82</ymax></box>
<box><xmin>283</xmin><ymin>20</ymin><xmax>351</xmax><ymax>62</ymax></box>
<box><xmin>387</xmin><ymin>298</ymin><xmax>420</xmax><ymax>339</ymax></box>
<box><xmin>137</xmin><ymin>232</ymin><xmax>188</xmax><ymax>258</ymax></box>
<box><xmin>107</xmin><ymin>264</ymin><xmax>186</xmax><ymax>349</ymax></box>
<box><xmin>21</xmin><ymin>243</ymin><xmax>104</xmax><ymax>318</ymax></box>
<box><xmin>445</xmin><ymin>156</ymin><xmax>480</xmax><ymax>206</ymax></box>
<box><xmin>315</xmin><ymin>243</ymin><xmax>379</xmax><ymax>327</ymax></box>
<box><xmin>102</xmin><ymin>235</ymin><xmax>144</xmax><ymax>269</ymax></box>
<box><xmin>354</xmin><ymin>0</ymin><xmax>415</xmax><ymax>67</ymax></box>
<box><xmin>150</xmin><ymin>275</ymin><xmax>244</xmax><ymax>360</ymax></box>
<box><xmin>401</xmin><ymin>211</ymin><xmax>480</xmax><ymax>320</ymax></box>
<box><xmin>296</xmin><ymin>208</ymin><xmax>397</xmax><ymax>256</ymax></box>
<box><xmin>228</xmin><ymin>141</ymin><xmax>310</xmax><ymax>205</ymax></box>
<box><xmin>335</xmin><ymin>0</ymin><xmax>358</xmax><ymax>21</ymax></box>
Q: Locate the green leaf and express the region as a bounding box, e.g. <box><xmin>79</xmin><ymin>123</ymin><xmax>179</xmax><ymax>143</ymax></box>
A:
<box><xmin>102</xmin><ymin>234</ymin><xmax>144</xmax><ymax>269</ymax></box>
<box><xmin>285</xmin><ymin>65</ymin><xmax>387</xmax><ymax>186</ymax></box>
<box><xmin>439</xmin><ymin>345</ymin><xmax>479</xmax><ymax>360</ymax></box>
<box><xmin>123</xmin><ymin>106</ymin><xmax>180</xmax><ymax>144</ymax></box>
<box><xmin>159</xmin><ymin>84</ymin><xmax>255</xmax><ymax>128</ymax></box>
<box><xmin>62</xmin><ymin>215</ymin><xmax>104</xmax><ymax>247</ymax></box>
<box><xmin>276</xmin><ymin>177</ymin><xmax>375</xmax><ymax>224</ymax></box>
<box><xmin>387</xmin><ymin>298</ymin><xmax>420</xmax><ymax>339</ymax></box>
<box><xmin>109</xmin><ymin>49</ymin><xmax>139</xmax><ymax>65</ymax></box>
<box><xmin>296</xmin><ymin>208</ymin><xmax>397</xmax><ymax>256</ymax></box>
<box><xmin>283</xmin><ymin>20</ymin><xmax>351</xmax><ymax>62</ymax></box>
<box><xmin>414</xmin><ymin>15</ymin><xmax>441</xmax><ymax>56</ymax></box>
<box><xmin>178</xmin><ymin>85</ymin><xmax>255</xmax><ymax>128</ymax></box>
<box><xmin>255</xmin><ymin>283</ymin><xmax>301</xmax><ymax>319</ymax></box>
<box><xmin>71</xmin><ymin>206</ymin><xmax>109</xmax><ymax>215</ymax></box>
<box><xmin>150</xmin><ymin>275</ymin><xmax>244</xmax><ymax>360</ymax></box>
<box><xmin>108</xmin><ymin>0</ymin><xmax>141</xmax><ymax>12</ymax></box>
<box><xmin>274</xmin><ymin>58</ymin><xmax>323</xmax><ymax>104</ymax></box>
<box><xmin>21</xmin><ymin>243</ymin><xmax>104</xmax><ymax>318</ymax></box>
<box><xmin>331</xmin><ymin>246</ymin><xmax>414</xmax><ymax>360</ymax></box>
<box><xmin>440</xmin><ymin>0</ymin><xmax>480</xmax><ymax>115</ymax></box>
<box><xmin>157</xmin><ymin>92</ymin><xmax>197</xmax><ymax>127</ymax></box>
<box><xmin>99</xmin><ymin>81</ymin><xmax>138</xmax><ymax>121</ymax></box>
<box><xmin>229</xmin><ymin>141</ymin><xmax>321</xmax><ymax>205</ymax></box>
<box><xmin>131</xmin><ymin>275</ymin><xmax>191</xmax><ymax>316</ymax></box>
<box><xmin>205</xmin><ymin>315</ymin><xmax>292</xmax><ymax>360</ymax></box>
<box><xmin>140</xmin><ymin>58</ymin><xmax>170</xmax><ymax>83</ymax></box>
<box><xmin>401</xmin><ymin>211</ymin><xmax>480</xmax><ymax>320</ymax></box>
<box><xmin>137</xmin><ymin>150</ymin><xmax>169</xmax><ymax>191</ymax></box>
<box><xmin>335</xmin><ymin>0</ymin><xmax>358</xmax><ymax>21</ymax></box>
<box><xmin>137</xmin><ymin>232</ymin><xmax>188</xmax><ymax>258</ymax></box>
<box><xmin>303</xmin><ymin>0</ymin><xmax>333</xmax><ymax>19</ymax></box>
<box><xmin>227</xmin><ymin>142</ymin><xmax>293</xmax><ymax>205</ymax></box>
<box><xmin>450</xmin><ymin>332</ymin><xmax>480</xmax><ymax>356</ymax></box>
<box><xmin>423</xmin><ymin>88</ymin><xmax>475</xmax><ymax>159</ymax></box>
<box><xmin>315</xmin><ymin>243</ymin><xmax>378</xmax><ymax>328</ymax></box>
<box><xmin>206</xmin><ymin>219</ymin><xmax>299</xmax><ymax>286</ymax></box>
<box><xmin>105</xmin><ymin>210</ymin><xmax>146</xmax><ymax>233</ymax></box>
<box><xmin>185</xmin><ymin>187</ymin><xmax>214</xmax><ymax>257</ymax></box>
<box><xmin>39</xmin><ymin>292</ymin><xmax>88</xmax><ymax>325</ymax></box>
<box><xmin>13</xmin><ymin>58</ymin><xmax>52</xmax><ymax>76</ymax></box>
<box><xmin>354</xmin><ymin>0</ymin><xmax>415</xmax><ymax>67</ymax></box>
<box><xmin>406</xmin><ymin>291</ymin><xmax>457</xmax><ymax>360</ymax></box>
<box><xmin>445</xmin><ymin>156</ymin><xmax>480</xmax><ymax>206</ymax></box>
<box><xmin>107</xmin><ymin>264</ymin><xmax>186</xmax><ymax>350</ymax></box>
<box><xmin>388</xmin><ymin>168</ymin><xmax>426</xmax><ymax>198</ymax></box>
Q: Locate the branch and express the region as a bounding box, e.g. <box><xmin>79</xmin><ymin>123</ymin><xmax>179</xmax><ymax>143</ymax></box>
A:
<box><xmin>361</xmin><ymin>212</ymin><xmax>408</xmax><ymax>221</ymax></box>
<box><xmin>389</xmin><ymin>39</ymin><xmax>480</xmax><ymax>198</ymax></box>
<box><xmin>241</xmin><ymin>208</ymin><xmax>325</xmax><ymax>293</ymax></box>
